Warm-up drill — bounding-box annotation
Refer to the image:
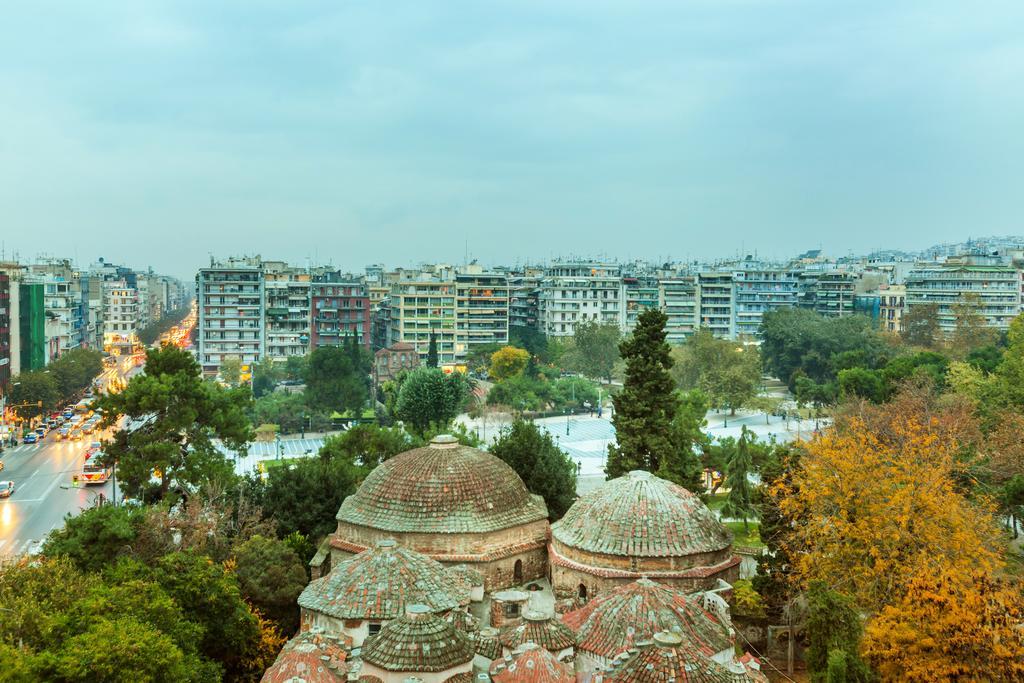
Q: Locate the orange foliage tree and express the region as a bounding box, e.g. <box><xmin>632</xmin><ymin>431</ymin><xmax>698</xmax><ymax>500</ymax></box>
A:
<box><xmin>863</xmin><ymin>566</ymin><xmax>1024</xmax><ymax>681</ymax></box>
<box><xmin>777</xmin><ymin>404</ymin><xmax>1003</xmax><ymax>613</ymax></box>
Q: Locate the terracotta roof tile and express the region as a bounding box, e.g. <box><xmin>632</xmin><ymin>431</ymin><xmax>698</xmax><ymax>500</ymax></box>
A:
<box><xmin>362</xmin><ymin>604</ymin><xmax>475</xmax><ymax>673</ymax></box>
<box><xmin>561</xmin><ymin>580</ymin><xmax>732</xmax><ymax>661</ymax></box>
<box><xmin>337</xmin><ymin>437</ymin><xmax>548</xmax><ymax>534</ymax></box>
<box><xmin>299</xmin><ymin>540</ymin><xmax>469</xmax><ymax>620</ymax></box>
<box><xmin>605</xmin><ymin>633</ymin><xmax>747</xmax><ymax>683</ymax></box>
<box><xmin>551</xmin><ymin>471</ymin><xmax>731</xmax><ymax>558</ymax></box>
<box><xmin>472</xmin><ymin>627</ymin><xmax>503</xmax><ymax>661</ymax></box>
<box><xmin>261</xmin><ymin>630</ymin><xmax>349</xmax><ymax>683</ymax></box>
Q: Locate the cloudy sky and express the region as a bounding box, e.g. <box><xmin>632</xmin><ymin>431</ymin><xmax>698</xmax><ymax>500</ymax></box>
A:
<box><xmin>1</xmin><ymin>1</ymin><xmax>1022</xmax><ymax>278</ymax></box>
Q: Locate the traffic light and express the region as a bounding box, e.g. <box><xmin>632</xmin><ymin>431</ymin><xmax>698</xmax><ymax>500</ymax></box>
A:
<box><xmin>71</xmin><ymin>474</ymin><xmax>80</xmax><ymax>488</ymax></box>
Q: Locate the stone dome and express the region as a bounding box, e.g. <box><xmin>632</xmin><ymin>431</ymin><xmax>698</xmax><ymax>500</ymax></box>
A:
<box><xmin>606</xmin><ymin>632</ymin><xmax>748</xmax><ymax>683</ymax></box>
<box><xmin>298</xmin><ymin>540</ymin><xmax>468</xmax><ymax>620</ymax></box>
<box><xmin>561</xmin><ymin>579</ymin><xmax>733</xmax><ymax>661</ymax></box>
<box><xmin>551</xmin><ymin>471</ymin><xmax>731</xmax><ymax>558</ymax></box>
<box><xmin>499</xmin><ymin>611</ymin><xmax>576</xmax><ymax>653</ymax></box>
<box><xmin>337</xmin><ymin>435</ymin><xmax>548</xmax><ymax>534</ymax></box>
<box><xmin>489</xmin><ymin>644</ymin><xmax>575</xmax><ymax>683</ymax></box>
<box><xmin>362</xmin><ymin>604</ymin><xmax>475</xmax><ymax>673</ymax></box>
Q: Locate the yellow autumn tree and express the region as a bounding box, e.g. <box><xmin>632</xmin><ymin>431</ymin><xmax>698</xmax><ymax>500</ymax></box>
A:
<box><xmin>490</xmin><ymin>345</ymin><xmax>530</xmax><ymax>380</ymax></box>
<box><xmin>777</xmin><ymin>409</ymin><xmax>1003</xmax><ymax>613</ymax></box>
<box><xmin>863</xmin><ymin>566</ymin><xmax>1024</xmax><ymax>681</ymax></box>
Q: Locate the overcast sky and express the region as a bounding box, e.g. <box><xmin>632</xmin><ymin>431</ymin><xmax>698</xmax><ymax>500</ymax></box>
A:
<box><xmin>1</xmin><ymin>1</ymin><xmax>1022</xmax><ymax>279</ymax></box>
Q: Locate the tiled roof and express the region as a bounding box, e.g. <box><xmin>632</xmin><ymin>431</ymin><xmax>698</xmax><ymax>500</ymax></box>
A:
<box><xmin>337</xmin><ymin>436</ymin><xmax>548</xmax><ymax>534</ymax></box>
<box><xmin>561</xmin><ymin>580</ymin><xmax>732</xmax><ymax>660</ymax></box>
<box><xmin>499</xmin><ymin>611</ymin><xmax>576</xmax><ymax>653</ymax></box>
<box><xmin>361</xmin><ymin>604</ymin><xmax>475</xmax><ymax>673</ymax></box>
<box><xmin>298</xmin><ymin>540</ymin><xmax>469</xmax><ymax>620</ymax></box>
<box><xmin>551</xmin><ymin>471</ymin><xmax>731</xmax><ymax>558</ymax></box>
<box><xmin>444</xmin><ymin>608</ymin><xmax>480</xmax><ymax>633</ymax></box>
<box><xmin>448</xmin><ymin>564</ymin><xmax>485</xmax><ymax>587</ymax></box>
<box><xmin>472</xmin><ymin>627</ymin><xmax>503</xmax><ymax>660</ymax></box>
<box><xmin>331</xmin><ymin>536</ymin><xmax>547</xmax><ymax>563</ymax></box>
<box><xmin>489</xmin><ymin>644</ymin><xmax>575</xmax><ymax>683</ymax></box>
<box><xmin>605</xmin><ymin>633</ymin><xmax>747</xmax><ymax>683</ymax></box>
<box><xmin>548</xmin><ymin>546</ymin><xmax>742</xmax><ymax>579</ymax></box>
<box><xmin>261</xmin><ymin>630</ymin><xmax>349</xmax><ymax>683</ymax></box>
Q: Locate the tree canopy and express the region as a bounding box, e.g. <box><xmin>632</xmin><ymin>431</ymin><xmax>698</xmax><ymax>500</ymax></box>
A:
<box><xmin>489</xmin><ymin>419</ymin><xmax>578</xmax><ymax>519</ymax></box>
<box><xmin>304</xmin><ymin>342</ymin><xmax>371</xmax><ymax>415</ymax></box>
<box><xmin>393</xmin><ymin>366</ymin><xmax>470</xmax><ymax>434</ymax></box>
<box><xmin>572</xmin><ymin>320</ymin><xmax>620</xmax><ymax>382</ymax></box>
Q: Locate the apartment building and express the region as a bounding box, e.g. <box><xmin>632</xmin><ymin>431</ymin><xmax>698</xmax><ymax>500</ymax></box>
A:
<box><xmin>509</xmin><ymin>273</ymin><xmax>541</xmax><ymax>330</ymax></box>
<box><xmin>0</xmin><ymin>272</ymin><xmax>12</xmax><ymax>390</ymax></box>
<box><xmin>538</xmin><ymin>262</ymin><xmax>623</xmax><ymax>337</ymax></box>
<box><xmin>310</xmin><ymin>275</ymin><xmax>370</xmax><ymax>350</ymax></box>
<box><xmin>196</xmin><ymin>257</ymin><xmax>264</xmax><ymax>376</ymax></box>
<box><xmin>102</xmin><ymin>279</ymin><xmax>140</xmax><ymax>354</ymax></box>
<box><xmin>263</xmin><ymin>264</ymin><xmax>312</xmax><ymax>362</ymax></box>
<box><xmin>733</xmin><ymin>267</ymin><xmax>800</xmax><ymax>338</ymax></box>
<box><xmin>905</xmin><ymin>263</ymin><xmax>1022</xmax><ymax>333</ymax></box>
<box><xmin>455</xmin><ymin>270</ymin><xmax>510</xmax><ymax>353</ymax></box>
<box><xmin>696</xmin><ymin>271</ymin><xmax>735</xmax><ymax>338</ymax></box>
<box><xmin>659</xmin><ymin>277</ymin><xmax>698</xmax><ymax>343</ymax></box>
<box><xmin>623</xmin><ymin>276</ymin><xmax>660</xmax><ymax>331</ymax></box>
<box><xmin>804</xmin><ymin>270</ymin><xmax>858</xmax><ymax>318</ymax></box>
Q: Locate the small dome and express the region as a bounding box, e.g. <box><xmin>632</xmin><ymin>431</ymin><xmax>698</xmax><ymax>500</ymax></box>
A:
<box><xmin>499</xmin><ymin>611</ymin><xmax>576</xmax><ymax>653</ymax></box>
<box><xmin>298</xmin><ymin>541</ymin><xmax>468</xmax><ymax>620</ymax></box>
<box><xmin>606</xmin><ymin>636</ymin><xmax>746</xmax><ymax>683</ymax></box>
<box><xmin>552</xmin><ymin>471</ymin><xmax>730</xmax><ymax>558</ymax></box>
<box><xmin>561</xmin><ymin>579</ymin><xmax>732</xmax><ymax>660</ymax></box>
<box><xmin>489</xmin><ymin>644</ymin><xmax>574</xmax><ymax>683</ymax></box>
<box><xmin>337</xmin><ymin>438</ymin><xmax>548</xmax><ymax>534</ymax></box>
<box><xmin>362</xmin><ymin>604</ymin><xmax>475</xmax><ymax>673</ymax></box>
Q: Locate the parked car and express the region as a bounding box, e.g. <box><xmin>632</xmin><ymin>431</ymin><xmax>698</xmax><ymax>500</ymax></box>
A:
<box><xmin>0</xmin><ymin>481</ymin><xmax>13</xmax><ymax>498</ymax></box>
<box><xmin>23</xmin><ymin>433</ymin><xmax>37</xmax><ymax>444</ymax></box>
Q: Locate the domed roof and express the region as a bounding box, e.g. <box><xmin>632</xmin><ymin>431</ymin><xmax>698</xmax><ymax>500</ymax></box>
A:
<box><xmin>489</xmin><ymin>644</ymin><xmax>574</xmax><ymax>683</ymax></box>
<box><xmin>551</xmin><ymin>471</ymin><xmax>731</xmax><ymax>557</ymax></box>
<box><xmin>499</xmin><ymin>611</ymin><xmax>576</xmax><ymax>653</ymax></box>
<box><xmin>337</xmin><ymin>435</ymin><xmax>548</xmax><ymax>534</ymax></box>
<box><xmin>561</xmin><ymin>579</ymin><xmax>732</xmax><ymax>660</ymax></box>
<box><xmin>298</xmin><ymin>540</ymin><xmax>468</xmax><ymax>620</ymax></box>
<box><xmin>362</xmin><ymin>604</ymin><xmax>474</xmax><ymax>673</ymax></box>
<box><xmin>606</xmin><ymin>632</ymin><xmax>748</xmax><ymax>683</ymax></box>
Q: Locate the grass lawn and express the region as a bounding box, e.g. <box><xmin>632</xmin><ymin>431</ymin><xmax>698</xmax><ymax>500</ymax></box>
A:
<box><xmin>724</xmin><ymin>520</ymin><xmax>763</xmax><ymax>546</ymax></box>
<box><xmin>707</xmin><ymin>492</ymin><xmax>728</xmax><ymax>512</ymax></box>
<box><xmin>260</xmin><ymin>457</ymin><xmax>301</xmax><ymax>472</ymax></box>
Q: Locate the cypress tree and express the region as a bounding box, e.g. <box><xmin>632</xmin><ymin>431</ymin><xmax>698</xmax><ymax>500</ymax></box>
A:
<box><xmin>426</xmin><ymin>331</ymin><xmax>439</xmax><ymax>368</ymax></box>
<box><xmin>607</xmin><ymin>308</ymin><xmax>686</xmax><ymax>479</ymax></box>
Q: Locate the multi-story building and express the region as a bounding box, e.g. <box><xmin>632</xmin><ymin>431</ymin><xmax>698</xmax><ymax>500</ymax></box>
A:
<box><xmin>905</xmin><ymin>263</ymin><xmax>1021</xmax><ymax>333</ymax></box>
<box><xmin>263</xmin><ymin>265</ymin><xmax>312</xmax><ymax>362</ymax></box>
<box><xmin>196</xmin><ymin>257</ymin><xmax>264</xmax><ymax>376</ymax></box>
<box><xmin>696</xmin><ymin>272</ymin><xmax>734</xmax><ymax>338</ymax></box>
<box><xmin>310</xmin><ymin>275</ymin><xmax>370</xmax><ymax>350</ymax></box>
<box><xmin>454</xmin><ymin>270</ymin><xmax>509</xmax><ymax>355</ymax></box>
<box><xmin>102</xmin><ymin>279</ymin><xmax>139</xmax><ymax>354</ymax></box>
<box><xmin>805</xmin><ymin>270</ymin><xmax>858</xmax><ymax>318</ymax></box>
<box><xmin>623</xmin><ymin>276</ymin><xmax>660</xmax><ymax>331</ymax></box>
<box><xmin>876</xmin><ymin>285</ymin><xmax>906</xmax><ymax>334</ymax></box>
<box><xmin>0</xmin><ymin>271</ymin><xmax>12</xmax><ymax>390</ymax></box>
<box><xmin>732</xmin><ymin>267</ymin><xmax>800</xmax><ymax>338</ymax></box>
<box><xmin>659</xmin><ymin>277</ymin><xmax>699</xmax><ymax>343</ymax></box>
<box><xmin>509</xmin><ymin>273</ymin><xmax>541</xmax><ymax>331</ymax></box>
<box><xmin>538</xmin><ymin>262</ymin><xmax>623</xmax><ymax>337</ymax></box>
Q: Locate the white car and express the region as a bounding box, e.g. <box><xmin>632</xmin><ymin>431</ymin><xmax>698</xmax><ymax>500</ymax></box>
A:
<box><xmin>0</xmin><ymin>481</ymin><xmax>14</xmax><ymax>498</ymax></box>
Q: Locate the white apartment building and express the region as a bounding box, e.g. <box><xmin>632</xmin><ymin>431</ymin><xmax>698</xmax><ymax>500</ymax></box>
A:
<box><xmin>263</xmin><ymin>264</ymin><xmax>311</xmax><ymax>362</ymax></box>
<box><xmin>538</xmin><ymin>262</ymin><xmax>624</xmax><ymax>337</ymax></box>
<box><xmin>197</xmin><ymin>257</ymin><xmax>264</xmax><ymax>376</ymax></box>
<box><xmin>102</xmin><ymin>279</ymin><xmax>139</xmax><ymax>353</ymax></box>
<box><xmin>905</xmin><ymin>263</ymin><xmax>1022</xmax><ymax>333</ymax></box>
<box><xmin>659</xmin><ymin>277</ymin><xmax>699</xmax><ymax>343</ymax></box>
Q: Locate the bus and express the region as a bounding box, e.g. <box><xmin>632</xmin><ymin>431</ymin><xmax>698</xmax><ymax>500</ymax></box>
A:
<box><xmin>80</xmin><ymin>458</ymin><xmax>111</xmax><ymax>485</ymax></box>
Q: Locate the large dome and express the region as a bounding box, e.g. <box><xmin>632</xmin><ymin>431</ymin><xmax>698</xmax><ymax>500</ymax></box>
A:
<box><xmin>552</xmin><ymin>470</ymin><xmax>731</xmax><ymax>558</ymax></box>
<box><xmin>337</xmin><ymin>435</ymin><xmax>548</xmax><ymax>534</ymax></box>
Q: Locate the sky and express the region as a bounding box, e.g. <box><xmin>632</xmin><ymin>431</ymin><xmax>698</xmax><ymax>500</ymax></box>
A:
<box><xmin>1</xmin><ymin>1</ymin><xmax>1022</xmax><ymax>279</ymax></box>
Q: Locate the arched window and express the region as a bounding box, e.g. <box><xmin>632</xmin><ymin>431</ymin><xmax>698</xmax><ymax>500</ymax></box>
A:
<box><xmin>578</xmin><ymin>584</ymin><xmax>588</xmax><ymax>601</ymax></box>
<box><xmin>513</xmin><ymin>560</ymin><xmax>523</xmax><ymax>584</ymax></box>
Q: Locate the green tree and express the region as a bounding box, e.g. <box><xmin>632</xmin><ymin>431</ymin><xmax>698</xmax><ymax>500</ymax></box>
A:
<box><xmin>837</xmin><ymin>367</ymin><xmax>885</xmax><ymax>403</ymax></box>
<box><xmin>394</xmin><ymin>367</ymin><xmax>469</xmax><ymax>434</ymax></box>
<box><xmin>674</xmin><ymin>329</ymin><xmax>761</xmax><ymax>415</ymax></box>
<box><xmin>95</xmin><ymin>345</ymin><xmax>253</xmax><ymax>500</ymax></box>
<box><xmin>251</xmin><ymin>359</ymin><xmax>283</xmax><ymax>399</ymax></box>
<box><xmin>263</xmin><ymin>455</ymin><xmax>362</xmax><ymax>540</ymax></box>
<box><xmin>509</xmin><ymin>327</ymin><xmax>549</xmax><ymax>362</ymax></box>
<box><xmin>490</xmin><ymin>419</ymin><xmax>578</xmax><ymax>519</ymax></box>
<box><xmin>489</xmin><ymin>345</ymin><xmax>530</xmax><ymax>380</ymax></box>
<box><xmin>233</xmin><ymin>534</ymin><xmax>309</xmax><ymax>633</ymax></box>
<box><xmin>949</xmin><ymin>293</ymin><xmax>998</xmax><ymax>358</ymax></box>
<box><xmin>50</xmin><ymin>348</ymin><xmax>104</xmax><ymax>398</ymax></box>
<box><xmin>284</xmin><ymin>354</ymin><xmax>309</xmax><ymax>382</ymax></box>
<box><xmin>662</xmin><ymin>389</ymin><xmax>708</xmax><ymax>494</ymax></box>
<box><xmin>42</xmin><ymin>504</ymin><xmax>146</xmax><ymax>573</ymax></box>
<box><xmin>9</xmin><ymin>370</ymin><xmax>59</xmax><ymax>419</ymax></box>
<box><xmin>573</xmin><ymin>320</ymin><xmax>620</xmax><ymax>382</ymax></box>
<box><xmin>719</xmin><ymin>427</ymin><xmax>756</xmax><ymax>533</ymax></box>
<box><xmin>753</xmin><ymin>445</ymin><xmax>801</xmax><ymax>620</ymax></box>
<box><xmin>251</xmin><ymin>390</ymin><xmax>308</xmax><ymax>434</ymax></box>
<box><xmin>902</xmin><ymin>302</ymin><xmax>941</xmax><ymax>349</ymax></box>
<box><xmin>219</xmin><ymin>356</ymin><xmax>243</xmax><ymax>387</ymax></box>
<box><xmin>305</xmin><ymin>345</ymin><xmax>368</xmax><ymax>414</ymax></box>
<box><xmin>426</xmin><ymin>331</ymin><xmax>439</xmax><ymax>368</ymax></box>
<box><xmin>549</xmin><ymin>376</ymin><xmax>599</xmax><ymax>411</ymax></box>
<box><xmin>806</xmin><ymin>582</ymin><xmax>872</xmax><ymax>683</ymax></box>
<box><xmin>318</xmin><ymin>423</ymin><xmax>415</xmax><ymax>469</ymax></box>
<box><xmin>486</xmin><ymin>375</ymin><xmax>549</xmax><ymax>411</ymax></box>
<box><xmin>607</xmin><ymin>309</ymin><xmax>679</xmax><ymax>478</ymax></box>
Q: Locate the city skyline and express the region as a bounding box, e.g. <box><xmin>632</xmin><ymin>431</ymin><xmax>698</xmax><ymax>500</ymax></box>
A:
<box><xmin>3</xmin><ymin>2</ymin><xmax>1022</xmax><ymax>279</ymax></box>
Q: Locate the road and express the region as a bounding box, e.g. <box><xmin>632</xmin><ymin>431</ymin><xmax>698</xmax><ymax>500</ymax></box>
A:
<box><xmin>0</xmin><ymin>356</ymin><xmax>138</xmax><ymax>561</ymax></box>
